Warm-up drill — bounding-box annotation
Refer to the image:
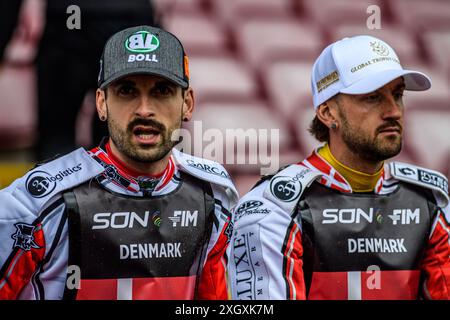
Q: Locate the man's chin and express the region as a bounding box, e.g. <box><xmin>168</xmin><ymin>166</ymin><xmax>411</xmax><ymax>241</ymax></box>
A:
<box><xmin>377</xmin><ymin>143</ymin><xmax>402</xmax><ymax>160</ymax></box>
<box><xmin>134</xmin><ymin>142</ymin><xmax>159</xmax><ymax>150</ymax></box>
<box><xmin>129</xmin><ymin>143</ymin><xmax>174</xmax><ymax>163</ymax></box>
<box><xmin>129</xmin><ymin>151</ymin><xmax>168</xmax><ymax>164</ymax></box>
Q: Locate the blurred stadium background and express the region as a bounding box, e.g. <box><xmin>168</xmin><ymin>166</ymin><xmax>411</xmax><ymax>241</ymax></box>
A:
<box><xmin>0</xmin><ymin>0</ymin><xmax>449</xmax><ymax>195</ymax></box>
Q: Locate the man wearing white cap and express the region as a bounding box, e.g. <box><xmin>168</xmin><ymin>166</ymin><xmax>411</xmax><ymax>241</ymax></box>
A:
<box><xmin>228</xmin><ymin>35</ymin><xmax>450</xmax><ymax>300</ymax></box>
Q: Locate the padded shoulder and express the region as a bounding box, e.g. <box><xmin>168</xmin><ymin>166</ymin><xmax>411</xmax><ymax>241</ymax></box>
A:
<box><xmin>171</xmin><ymin>148</ymin><xmax>239</xmax><ymax>205</ymax></box>
<box><xmin>1</xmin><ymin>148</ymin><xmax>105</xmax><ymax>217</ymax></box>
<box><xmin>262</xmin><ymin>163</ymin><xmax>323</xmax><ymax>214</ymax></box>
<box><xmin>389</xmin><ymin>161</ymin><xmax>449</xmax><ymax>208</ymax></box>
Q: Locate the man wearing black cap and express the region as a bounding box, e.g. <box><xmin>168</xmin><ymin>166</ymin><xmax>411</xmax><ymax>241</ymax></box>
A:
<box><xmin>0</xmin><ymin>0</ymin><xmax>159</xmax><ymax>159</ymax></box>
<box><xmin>0</xmin><ymin>26</ymin><xmax>238</xmax><ymax>300</ymax></box>
<box><xmin>228</xmin><ymin>35</ymin><xmax>450</xmax><ymax>300</ymax></box>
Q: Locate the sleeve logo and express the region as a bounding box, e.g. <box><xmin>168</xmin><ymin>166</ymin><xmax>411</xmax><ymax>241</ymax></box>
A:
<box><xmin>11</xmin><ymin>223</ymin><xmax>41</xmax><ymax>251</ymax></box>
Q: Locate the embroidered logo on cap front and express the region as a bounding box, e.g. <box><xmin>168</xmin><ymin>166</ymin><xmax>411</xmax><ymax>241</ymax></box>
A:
<box><xmin>125</xmin><ymin>31</ymin><xmax>160</xmax><ymax>53</ymax></box>
<box><xmin>370</xmin><ymin>41</ymin><xmax>389</xmax><ymax>56</ymax></box>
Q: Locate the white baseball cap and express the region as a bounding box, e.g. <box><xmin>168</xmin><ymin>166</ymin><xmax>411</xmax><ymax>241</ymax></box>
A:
<box><xmin>311</xmin><ymin>35</ymin><xmax>431</xmax><ymax>109</ymax></box>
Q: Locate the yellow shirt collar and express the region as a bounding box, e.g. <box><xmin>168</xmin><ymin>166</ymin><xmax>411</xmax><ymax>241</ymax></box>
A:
<box><xmin>318</xmin><ymin>144</ymin><xmax>383</xmax><ymax>192</ymax></box>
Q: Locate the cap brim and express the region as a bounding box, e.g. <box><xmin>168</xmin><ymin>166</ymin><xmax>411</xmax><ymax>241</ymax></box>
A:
<box><xmin>340</xmin><ymin>69</ymin><xmax>431</xmax><ymax>95</ymax></box>
<box><xmin>100</xmin><ymin>67</ymin><xmax>189</xmax><ymax>89</ymax></box>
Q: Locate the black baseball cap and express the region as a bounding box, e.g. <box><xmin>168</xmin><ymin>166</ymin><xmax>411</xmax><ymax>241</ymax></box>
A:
<box><xmin>98</xmin><ymin>25</ymin><xmax>190</xmax><ymax>89</ymax></box>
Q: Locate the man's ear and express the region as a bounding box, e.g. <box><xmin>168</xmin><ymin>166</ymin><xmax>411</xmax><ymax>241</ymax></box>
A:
<box><xmin>316</xmin><ymin>98</ymin><xmax>339</xmax><ymax>129</ymax></box>
<box><xmin>182</xmin><ymin>87</ymin><xmax>195</xmax><ymax>122</ymax></box>
<box><xmin>96</xmin><ymin>88</ymin><xmax>107</xmax><ymax>120</ymax></box>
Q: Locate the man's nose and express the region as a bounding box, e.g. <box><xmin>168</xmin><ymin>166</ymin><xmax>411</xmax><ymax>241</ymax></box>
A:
<box><xmin>135</xmin><ymin>96</ymin><xmax>156</xmax><ymax>118</ymax></box>
<box><xmin>382</xmin><ymin>95</ymin><xmax>403</xmax><ymax>120</ymax></box>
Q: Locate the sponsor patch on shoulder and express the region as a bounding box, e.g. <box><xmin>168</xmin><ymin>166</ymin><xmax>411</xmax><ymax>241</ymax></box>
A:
<box><xmin>270</xmin><ymin>175</ymin><xmax>303</xmax><ymax>202</ymax></box>
<box><xmin>390</xmin><ymin>162</ymin><xmax>449</xmax><ymax>207</ymax></box>
<box><xmin>263</xmin><ymin>164</ymin><xmax>323</xmax><ymax>214</ymax></box>
<box><xmin>25</xmin><ymin>165</ymin><xmax>83</xmax><ymax>198</ymax></box>
<box><xmin>391</xmin><ymin>162</ymin><xmax>448</xmax><ymax>195</ymax></box>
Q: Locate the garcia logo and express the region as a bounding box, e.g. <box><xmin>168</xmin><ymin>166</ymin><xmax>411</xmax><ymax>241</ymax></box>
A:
<box><xmin>270</xmin><ymin>176</ymin><xmax>302</xmax><ymax>202</ymax></box>
<box><xmin>125</xmin><ymin>31</ymin><xmax>159</xmax><ymax>53</ymax></box>
<box><xmin>25</xmin><ymin>164</ymin><xmax>82</xmax><ymax>198</ymax></box>
<box><xmin>186</xmin><ymin>159</ymin><xmax>230</xmax><ymax>179</ymax></box>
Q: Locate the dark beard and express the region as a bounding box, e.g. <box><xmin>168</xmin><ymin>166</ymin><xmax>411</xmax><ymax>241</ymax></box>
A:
<box><xmin>108</xmin><ymin>114</ymin><xmax>180</xmax><ymax>164</ymax></box>
<box><xmin>339</xmin><ymin>110</ymin><xmax>402</xmax><ymax>162</ymax></box>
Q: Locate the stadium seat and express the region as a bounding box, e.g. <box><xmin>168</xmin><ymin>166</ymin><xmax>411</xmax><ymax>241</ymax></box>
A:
<box><xmin>188</xmin><ymin>55</ymin><xmax>259</xmax><ymax>103</ymax></box>
<box><xmin>75</xmin><ymin>91</ymin><xmax>96</xmax><ymax>148</ymax></box>
<box><xmin>329</xmin><ymin>24</ymin><xmax>423</xmax><ymax>66</ymax></box>
<box><xmin>402</xmin><ymin>64</ymin><xmax>449</xmax><ymax>109</ymax></box>
<box><xmin>183</xmin><ymin>100</ymin><xmax>294</xmax><ymax>173</ymax></box>
<box><xmin>0</xmin><ymin>65</ymin><xmax>37</xmax><ymax>150</ymax></box>
<box><xmin>389</xmin><ymin>0</ymin><xmax>450</xmax><ymax>32</ymax></box>
<box><xmin>387</xmin><ymin>149</ymin><xmax>418</xmax><ymax>167</ymax></box>
<box><xmin>262</xmin><ymin>60</ymin><xmax>314</xmax><ymax>117</ymax></box>
<box><xmin>211</xmin><ymin>0</ymin><xmax>294</xmax><ymax>25</ymax></box>
<box><xmin>404</xmin><ymin>106</ymin><xmax>450</xmax><ymax>173</ymax></box>
<box><xmin>152</xmin><ymin>0</ymin><xmax>204</xmax><ymax>15</ymax></box>
<box><xmin>233</xmin><ymin>18</ymin><xmax>324</xmax><ymax>71</ymax></box>
<box><xmin>233</xmin><ymin>162</ymin><xmax>313</xmax><ymax>195</ymax></box>
<box><xmin>292</xmin><ymin>105</ymin><xmax>323</xmax><ymax>155</ymax></box>
<box><xmin>3</xmin><ymin>0</ymin><xmax>44</xmax><ymax>65</ymax></box>
<box><xmin>300</xmin><ymin>0</ymin><xmax>384</xmax><ymax>26</ymax></box>
<box><xmin>422</xmin><ymin>30</ymin><xmax>450</xmax><ymax>74</ymax></box>
<box><xmin>233</xmin><ymin>173</ymin><xmax>261</xmax><ymax>195</ymax></box>
<box><xmin>164</xmin><ymin>12</ymin><xmax>230</xmax><ymax>55</ymax></box>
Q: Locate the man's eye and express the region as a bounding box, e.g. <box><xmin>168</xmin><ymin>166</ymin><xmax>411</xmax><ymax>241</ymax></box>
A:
<box><xmin>365</xmin><ymin>94</ymin><xmax>381</xmax><ymax>102</ymax></box>
<box><xmin>117</xmin><ymin>86</ymin><xmax>136</xmax><ymax>96</ymax></box>
<box><xmin>153</xmin><ymin>84</ymin><xmax>174</xmax><ymax>96</ymax></box>
<box><xmin>394</xmin><ymin>92</ymin><xmax>404</xmax><ymax>100</ymax></box>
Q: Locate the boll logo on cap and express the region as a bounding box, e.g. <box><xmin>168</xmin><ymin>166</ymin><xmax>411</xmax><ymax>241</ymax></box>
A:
<box><xmin>125</xmin><ymin>31</ymin><xmax>160</xmax><ymax>53</ymax></box>
<box><xmin>370</xmin><ymin>41</ymin><xmax>389</xmax><ymax>57</ymax></box>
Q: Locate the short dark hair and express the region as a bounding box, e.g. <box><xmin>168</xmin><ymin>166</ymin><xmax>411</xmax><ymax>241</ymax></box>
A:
<box><xmin>308</xmin><ymin>115</ymin><xmax>329</xmax><ymax>143</ymax></box>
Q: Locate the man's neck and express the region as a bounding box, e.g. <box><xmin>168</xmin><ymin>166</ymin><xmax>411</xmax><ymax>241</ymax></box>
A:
<box><xmin>107</xmin><ymin>141</ymin><xmax>170</xmax><ymax>177</ymax></box>
<box><xmin>320</xmin><ymin>143</ymin><xmax>383</xmax><ymax>192</ymax></box>
<box><xmin>328</xmin><ymin>142</ymin><xmax>383</xmax><ymax>175</ymax></box>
